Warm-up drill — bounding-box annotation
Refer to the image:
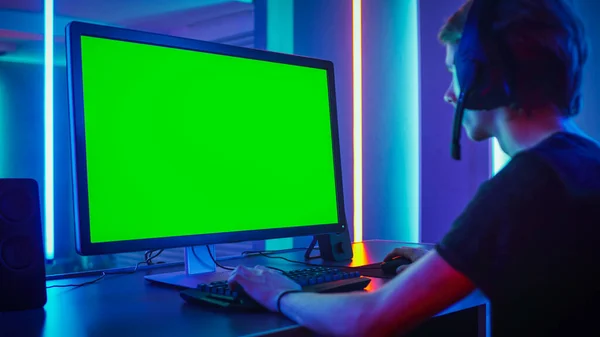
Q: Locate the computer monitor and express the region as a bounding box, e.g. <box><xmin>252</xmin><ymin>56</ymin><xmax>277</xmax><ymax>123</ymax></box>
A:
<box><xmin>65</xmin><ymin>22</ymin><xmax>347</xmax><ymax>287</ymax></box>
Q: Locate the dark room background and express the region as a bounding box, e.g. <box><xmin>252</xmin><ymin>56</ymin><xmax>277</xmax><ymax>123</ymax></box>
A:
<box><xmin>0</xmin><ymin>0</ymin><xmax>598</xmax><ymax>275</ymax></box>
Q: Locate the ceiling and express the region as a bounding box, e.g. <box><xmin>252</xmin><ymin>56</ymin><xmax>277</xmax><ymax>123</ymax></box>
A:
<box><xmin>0</xmin><ymin>0</ymin><xmax>254</xmax><ymax>64</ymax></box>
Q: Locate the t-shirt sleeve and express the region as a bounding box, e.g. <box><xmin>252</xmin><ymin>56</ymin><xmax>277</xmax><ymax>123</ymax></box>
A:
<box><xmin>435</xmin><ymin>152</ymin><xmax>566</xmax><ymax>297</ymax></box>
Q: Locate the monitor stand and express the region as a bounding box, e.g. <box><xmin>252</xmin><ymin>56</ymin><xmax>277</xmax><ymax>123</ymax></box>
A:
<box><xmin>144</xmin><ymin>245</ymin><xmax>233</xmax><ymax>289</ymax></box>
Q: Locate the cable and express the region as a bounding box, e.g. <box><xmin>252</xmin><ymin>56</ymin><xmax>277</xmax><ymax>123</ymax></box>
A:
<box><xmin>196</xmin><ymin>246</ymin><xmax>235</xmax><ymax>271</ymax></box>
<box><xmin>240</xmin><ymin>248</ymin><xmax>311</xmax><ymax>256</ymax></box>
<box><xmin>144</xmin><ymin>249</ymin><xmax>165</xmax><ymax>265</ymax></box>
<box><xmin>46</xmin><ymin>273</ymin><xmax>107</xmax><ymax>289</ymax></box>
<box><xmin>201</xmin><ymin>246</ymin><xmax>287</xmax><ymax>273</ymax></box>
<box><xmin>46</xmin><ymin>249</ymin><xmax>165</xmax><ymax>289</ymax></box>
<box><xmin>242</xmin><ymin>251</ymin><xmax>381</xmax><ymax>270</ymax></box>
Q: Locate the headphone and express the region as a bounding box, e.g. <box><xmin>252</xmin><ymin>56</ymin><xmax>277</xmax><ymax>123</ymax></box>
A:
<box><xmin>451</xmin><ymin>0</ymin><xmax>513</xmax><ymax>160</ymax></box>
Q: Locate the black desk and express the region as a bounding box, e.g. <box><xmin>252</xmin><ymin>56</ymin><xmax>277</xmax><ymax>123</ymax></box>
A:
<box><xmin>2</xmin><ymin>240</ymin><xmax>488</xmax><ymax>337</ymax></box>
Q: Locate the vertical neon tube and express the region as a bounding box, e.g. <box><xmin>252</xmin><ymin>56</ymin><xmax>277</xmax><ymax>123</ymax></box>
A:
<box><xmin>491</xmin><ymin>139</ymin><xmax>510</xmax><ymax>176</ymax></box>
<box><xmin>352</xmin><ymin>0</ymin><xmax>363</xmax><ymax>243</ymax></box>
<box><xmin>406</xmin><ymin>0</ymin><xmax>420</xmax><ymax>242</ymax></box>
<box><xmin>0</xmin><ymin>78</ymin><xmax>5</xmax><ymax>178</ymax></box>
<box><xmin>44</xmin><ymin>0</ymin><xmax>55</xmax><ymax>260</ymax></box>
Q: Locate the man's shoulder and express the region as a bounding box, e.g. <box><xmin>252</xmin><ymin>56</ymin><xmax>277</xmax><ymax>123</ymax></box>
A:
<box><xmin>521</xmin><ymin>132</ymin><xmax>600</xmax><ymax>192</ymax></box>
<box><xmin>466</xmin><ymin>150</ymin><xmax>566</xmax><ymax>215</ymax></box>
<box><xmin>492</xmin><ymin>132</ymin><xmax>600</xmax><ymax>185</ymax></box>
<box><xmin>478</xmin><ymin>132</ymin><xmax>600</xmax><ymax>212</ymax></box>
<box><xmin>487</xmin><ymin>150</ymin><xmax>558</xmax><ymax>189</ymax></box>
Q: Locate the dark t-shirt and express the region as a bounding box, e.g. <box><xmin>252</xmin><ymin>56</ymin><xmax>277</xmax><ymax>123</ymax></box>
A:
<box><xmin>436</xmin><ymin>132</ymin><xmax>600</xmax><ymax>337</ymax></box>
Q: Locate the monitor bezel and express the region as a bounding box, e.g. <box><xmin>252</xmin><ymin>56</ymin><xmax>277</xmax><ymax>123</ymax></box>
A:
<box><xmin>66</xmin><ymin>21</ymin><xmax>348</xmax><ymax>255</ymax></box>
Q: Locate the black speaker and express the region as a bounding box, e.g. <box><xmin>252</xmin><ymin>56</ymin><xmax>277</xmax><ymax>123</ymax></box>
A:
<box><xmin>0</xmin><ymin>179</ymin><xmax>47</xmax><ymax>312</ymax></box>
<box><xmin>305</xmin><ymin>229</ymin><xmax>353</xmax><ymax>262</ymax></box>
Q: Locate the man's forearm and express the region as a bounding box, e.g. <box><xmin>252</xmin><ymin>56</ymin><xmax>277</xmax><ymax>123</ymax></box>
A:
<box><xmin>279</xmin><ymin>291</ymin><xmax>377</xmax><ymax>336</ymax></box>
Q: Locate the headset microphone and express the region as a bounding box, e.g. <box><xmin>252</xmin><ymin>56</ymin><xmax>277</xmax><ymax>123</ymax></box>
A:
<box><xmin>451</xmin><ymin>91</ymin><xmax>470</xmax><ymax>160</ymax></box>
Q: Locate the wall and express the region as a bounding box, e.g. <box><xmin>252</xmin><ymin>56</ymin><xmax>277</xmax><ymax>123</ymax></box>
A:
<box><xmin>0</xmin><ymin>60</ymin><xmax>85</xmax><ymax>268</ymax></box>
<box><xmin>361</xmin><ymin>0</ymin><xmax>420</xmax><ymax>243</ymax></box>
<box><xmin>0</xmin><ymin>63</ymin><xmax>44</xmax><ymax>182</ymax></box>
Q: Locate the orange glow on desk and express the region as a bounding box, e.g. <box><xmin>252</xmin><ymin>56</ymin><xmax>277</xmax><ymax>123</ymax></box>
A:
<box><xmin>348</xmin><ymin>242</ymin><xmax>371</xmax><ymax>267</ymax></box>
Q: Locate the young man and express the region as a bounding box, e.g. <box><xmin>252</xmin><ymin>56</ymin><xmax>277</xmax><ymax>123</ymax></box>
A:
<box><xmin>228</xmin><ymin>0</ymin><xmax>600</xmax><ymax>336</ymax></box>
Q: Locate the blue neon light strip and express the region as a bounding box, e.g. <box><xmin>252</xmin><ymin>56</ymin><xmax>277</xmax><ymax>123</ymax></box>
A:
<box><xmin>44</xmin><ymin>0</ymin><xmax>55</xmax><ymax>260</ymax></box>
<box><xmin>491</xmin><ymin>139</ymin><xmax>510</xmax><ymax>176</ymax></box>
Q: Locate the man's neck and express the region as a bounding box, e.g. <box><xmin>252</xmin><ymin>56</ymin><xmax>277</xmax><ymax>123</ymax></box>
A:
<box><xmin>494</xmin><ymin>109</ymin><xmax>571</xmax><ymax>157</ymax></box>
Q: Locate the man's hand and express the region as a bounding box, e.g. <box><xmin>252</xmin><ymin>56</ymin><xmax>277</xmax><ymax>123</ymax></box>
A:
<box><xmin>227</xmin><ymin>265</ymin><xmax>301</xmax><ymax>312</ymax></box>
<box><xmin>383</xmin><ymin>247</ymin><xmax>429</xmax><ymax>274</ymax></box>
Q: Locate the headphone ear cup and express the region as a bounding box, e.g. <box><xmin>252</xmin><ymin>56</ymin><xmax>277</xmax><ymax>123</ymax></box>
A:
<box><xmin>464</xmin><ymin>62</ymin><xmax>512</xmax><ymax>110</ymax></box>
<box><xmin>450</xmin><ymin>0</ymin><xmax>509</xmax><ymax>159</ymax></box>
<box><xmin>453</xmin><ymin>0</ymin><xmax>512</xmax><ymax>111</ymax></box>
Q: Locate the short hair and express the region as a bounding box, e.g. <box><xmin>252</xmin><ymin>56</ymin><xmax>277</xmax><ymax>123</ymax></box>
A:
<box><xmin>439</xmin><ymin>0</ymin><xmax>588</xmax><ymax>117</ymax></box>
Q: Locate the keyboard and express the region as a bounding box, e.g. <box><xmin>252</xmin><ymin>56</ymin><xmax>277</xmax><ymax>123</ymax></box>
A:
<box><xmin>180</xmin><ymin>266</ymin><xmax>371</xmax><ymax>310</ymax></box>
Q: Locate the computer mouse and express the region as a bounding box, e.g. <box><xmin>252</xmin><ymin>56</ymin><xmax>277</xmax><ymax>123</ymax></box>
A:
<box><xmin>381</xmin><ymin>256</ymin><xmax>412</xmax><ymax>275</ymax></box>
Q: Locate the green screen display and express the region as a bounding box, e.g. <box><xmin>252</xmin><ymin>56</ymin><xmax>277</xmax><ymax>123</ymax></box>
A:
<box><xmin>79</xmin><ymin>35</ymin><xmax>339</xmax><ymax>243</ymax></box>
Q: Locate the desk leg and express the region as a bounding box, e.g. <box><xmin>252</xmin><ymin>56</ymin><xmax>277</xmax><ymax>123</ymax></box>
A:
<box><xmin>482</xmin><ymin>301</ymin><xmax>491</xmax><ymax>337</ymax></box>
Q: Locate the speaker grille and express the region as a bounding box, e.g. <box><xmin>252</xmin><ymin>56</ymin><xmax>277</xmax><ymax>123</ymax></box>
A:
<box><xmin>1</xmin><ymin>236</ymin><xmax>35</xmax><ymax>270</ymax></box>
<box><xmin>0</xmin><ymin>187</ymin><xmax>34</xmax><ymax>223</ymax></box>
